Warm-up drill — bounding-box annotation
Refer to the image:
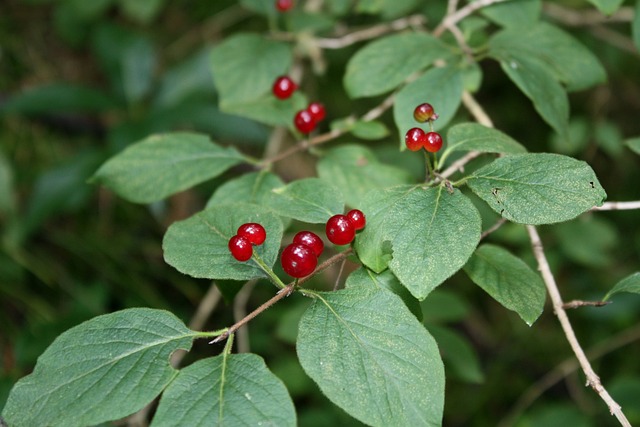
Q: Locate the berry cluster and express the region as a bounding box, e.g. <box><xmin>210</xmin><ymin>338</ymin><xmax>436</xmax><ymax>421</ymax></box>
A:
<box><xmin>404</xmin><ymin>102</ymin><xmax>443</xmax><ymax>153</ymax></box>
<box><xmin>281</xmin><ymin>231</ymin><xmax>324</xmax><ymax>278</ymax></box>
<box><xmin>271</xmin><ymin>76</ymin><xmax>326</xmax><ymax>135</ymax></box>
<box><xmin>326</xmin><ymin>209</ymin><xmax>366</xmax><ymax>246</ymax></box>
<box><xmin>228</xmin><ymin>223</ymin><xmax>266</xmax><ymax>261</ymax></box>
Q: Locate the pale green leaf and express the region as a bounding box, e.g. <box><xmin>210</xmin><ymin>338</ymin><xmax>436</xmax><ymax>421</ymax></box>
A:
<box><xmin>604</xmin><ymin>272</ymin><xmax>640</xmax><ymax>301</ymax></box>
<box><xmin>344</xmin><ymin>33</ymin><xmax>450</xmax><ymax>98</ymax></box>
<box><xmin>393</xmin><ymin>66</ymin><xmax>463</xmax><ymax>144</ymax></box>
<box><xmin>463</xmin><ymin>244</ymin><xmax>546</xmax><ymax>325</ymax></box>
<box><xmin>151</xmin><ymin>354</ymin><xmax>295</xmax><ymax>427</ymax></box>
<box><xmin>91</xmin><ymin>132</ymin><xmax>246</xmax><ymax>204</ymax></box>
<box><xmin>206</xmin><ymin>171</ymin><xmax>285</xmax><ymax>208</ymax></box>
<box><xmin>445</xmin><ymin>123</ymin><xmax>527</xmax><ymax>155</ymax></box>
<box><xmin>625</xmin><ymin>137</ymin><xmax>640</xmax><ymax>155</ymax></box>
<box><xmin>586</xmin><ymin>0</ymin><xmax>625</xmax><ymax>15</ymax></box>
<box><xmin>467</xmin><ymin>153</ymin><xmax>607</xmax><ymax>224</ymax></box>
<box><xmin>428</xmin><ymin>325</ymin><xmax>484</xmax><ymax>383</ymax></box>
<box><xmin>210</xmin><ymin>33</ymin><xmax>292</xmax><ymax>105</ymax></box>
<box><xmin>480</xmin><ymin>0</ymin><xmax>541</xmax><ymax>29</ymax></box>
<box><xmin>2</xmin><ymin>308</ymin><xmax>196</xmax><ymax>427</ymax></box>
<box><xmin>163</xmin><ymin>203</ymin><xmax>283</xmax><ymax>281</ymax></box>
<box><xmin>297</xmin><ymin>281</ymin><xmax>444</xmax><ymax>427</ymax></box>
<box><xmin>351</xmin><ymin>120</ymin><xmax>389</xmax><ymax>140</ymax></box>
<box><xmin>221</xmin><ymin>91</ymin><xmax>307</xmax><ymax>127</ymax></box>
<box><xmin>263</xmin><ymin>178</ymin><xmax>344</xmax><ymax>223</ymax></box>
<box><xmin>316</xmin><ymin>144</ymin><xmax>412</xmax><ymax>207</ymax></box>
<box><xmin>355</xmin><ymin>185</ymin><xmax>482</xmax><ymax>299</ymax></box>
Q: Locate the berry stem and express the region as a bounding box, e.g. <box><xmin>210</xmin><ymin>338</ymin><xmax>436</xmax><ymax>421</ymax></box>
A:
<box><xmin>252</xmin><ymin>250</ymin><xmax>287</xmax><ymax>289</ymax></box>
<box><xmin>423</xmin><ymin>150</ymin><xmax>434</xmax><ymax>182</ymax></box>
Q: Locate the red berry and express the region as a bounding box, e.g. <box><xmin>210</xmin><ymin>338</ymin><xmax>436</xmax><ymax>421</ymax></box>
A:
<box><xmin>229</xmin><ymin>235</ymin><xmax>253</xmax><ymax>261</ymax></box>
<box><xmin>275</xmin><ymin>0</ymin><xmax>294</xmax><ymax>12</ymax></box>
<box><xmin>424</xmin><ymin>131</ymin><xmax>443</xmax><ymax>153</ymax></box>
<box><xmin>307</xmin><ymin>102</ymin><xmax>326</xmax><ymax>123</ymax></box>
<box><xmin>294</xmin><ymin>109</ymin><xmax>316</xmax><ymax>134</ymax></box>
<box><xmin>346</xmin><ymin>209</ymin><xmax>366</xmax><ymax>230</ymax></box>
<box><xmin>325</xmin><ymin>214</ymin><xmax>356</xmax><ymax>245</ymax></box>
<box><xmin>272</xmin><ymin>76</ymin><xmax>297</xmax><ymax>100</ymax></box>
<box><xmin>405</xmin><ymin>127</ymin><xmax>426</xmax><ymax>152</ymax></box>
<box><xmin>413</xmin><ymin>103</ymin><xmax>437</xmax><ymax>123</ymax></box>
<box><xmin>293</xmin><ymin>231</ymin><xmax>324</xmax><ymax>257</ymax></box>
<box><xmin>281</xmin><ymin>243</ymin><xmax>317</xmax><ymax>278</ymax></box>
<box><xmin>237</xmin><ymin>223</ymin><xmax>266</xmax><ymax>246</ymax></box>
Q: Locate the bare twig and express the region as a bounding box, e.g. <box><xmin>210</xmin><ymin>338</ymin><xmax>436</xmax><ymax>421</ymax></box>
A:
<box><xmin>562</xmin><ymin>300</ymin><xmax>611</xmax><ymax>309</ymax></box>
<box><xmin>440</xmin><ymin>151</ymin><xmax>482</xmax><ymax>179</ymax></box>
<box><xmin>526</xmin><ymin>225</ymin><xmax>631</xmax><ymax>426</ymax></box>
<box><xmin>480</xmin><ymin>218</ymin><xmax>507</xmax><ymax>240</ymax></box>
<box><xmin>434</xmin><ymin>0</ymin><xmax>509</xmax><ymax>37</ymax></box>
<box><xmin>592</xmin><ymin>201</ymin><xmax>640</xmax><ymax>211</ymax></box>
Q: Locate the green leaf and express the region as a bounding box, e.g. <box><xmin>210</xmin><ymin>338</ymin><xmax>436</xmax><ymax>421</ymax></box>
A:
<box><xmin>297</xmin><ymin>283</ymin><xmax>444</xmax><ymax>427</ymax></box>
<box><xmin>163</xmin><ymin>203</ymin><xmax>283</xmax><ymax>281</ymax></box>
<box><xmin>316</xmin><ymin>144</ymin><xmax>412</xmax><ymax>208</ymax></box>
<box><xmin>239</xmin><ymin>0</ymin><xmax>277</xmax><ymax>17</ymax></box>
<box><xmin>463</xmin><ymin>244</ymin><xmax>546</xmax><ymax>325</ymax></box>
<box><xmin>351</xmin><ymin>120</ymin><xmax>389</xmax><ymax>140</ymax></box>
<box><xmin>480</xmin><ymin>0</ymin><xmax>541</xmax><ymax>29</ymax></box>
<box><xmin>221</xmin><ymin>91</ymin><xmax>308</xmax><ymax>127</ymax></box>
<box><xmin>634</xmin><ymin>0</ymin><xmax>640</xmax><ymax>51</ymax></box>
<box><xmin>355</xmin><ymin>0</ymin><xmax>421</xmax><ymax>18</ymax></box>
<box><xmin>625</xmin><ymin>137</ymin><xmax>640</xmax><ymax>155</ymax></box>
<box><xmin>344</xmin><ymin>33</ymin><xmax>450</xmax><ymax>98</ymax></box>
<box><xmin>393</xmin><ymin>66</ymin><xmax>463</xmax><ymax>143</ymax></box>
<box><xmin>445</xmin><ymin>123</ymin><xmax>527</xmax><ymax>155</ymax></box>
<box><xmin>0</xmin><ymin>150</ymin><xmax>16</xmax><ymax>216</ymax></box>
<box><xmin>91</xmin><ymin>132</ymin><xmax>246</xmax><ymax>204</ymax></box>
<box><xmin>555</xmin><ymin>216</ymin><xmax>617</xmax><ymax>267</ymax></box>
<box><xmin>489</xmin><ymin>22</ymin><xmax>606</xmax><ymax>92</ymax></box>
<box><xmin>151</xmin><ymin>354</ymin><xmax>296</xmax><ymax>427</ymax></box>
<box><xmin>428</xmin><ymin>325</ymin><xmax>484</xmax><ymax>383</ymax></box>
<box><xmin>211</xmin><ymin>33</ymin><xmax>292</xmax><ymax>106</ymax></box>
<box><xmin>154</xmin><ymin>48</ymin><xmax>215</xmax><ymax>108</ymax></box>
<box><xmin>118</xmin><ymin>0</ymin><xmax>165</xmax><ymax>23</ymax></box>
<box><xmin>586</xmin><ymin>0</ymin><xmax>625</xmax><ymax>15</ymax></box>
<box><xmin>604</xmin><ymin>273</ymin><xmax>640</xmax><ymax>301</ymax></box>
<box><xmin>206</xmin><ymin>171</ymin><xmax>285</xmax><ymax>208</ymax></box>
<box><xmin>263</xmin><ymin>178</ymin><xmax>344</xmax><ymax>223</ymax></box>
<box><xmin>2</xmin><ymin>308</ymin><xmax>196</xmax><ymax>427</ymax></box>
<box><xmin>0</xmin><ymin>84</ymin><xmax>117</xmax><ymax>116</ymax></box>
<box><xmin>355</xmin><ymin>185</ymin><xmax>482</xmax><ymax>299</ymax></box>
<box><xmin>467</xmin><ymin>153</ymin><xmax>607</xmax><ymax>225</ymax></box>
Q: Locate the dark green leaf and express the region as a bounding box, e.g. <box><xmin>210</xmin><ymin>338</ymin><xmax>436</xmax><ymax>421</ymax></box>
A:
<box><xmin>163</xmin><ymin>203</ymin><xmax>283</xmax><ymax>281</ymax></box>
<box><xmin>297</xmin><ymin>283</ymin><xmax>444</xmax><ymax>427</ymax></box>
<box><xmin>2</xmin><ymin>309</ymin><xmax>196</xmax><ymax>427</ymax></box>
<box><xmin>428</xmin><ymin>325</ymin><xmax>484</xmax><ymax>383</ymax></box>
<box><xmin>316</xmin><ymin>144</ymin><xmax>412</xmax><ymax>208</ymax></box>
<box><xmin>634</xmin><ymin>0</ymin><xmax>640</xmax><ymax>51</ymax></box>
<box><xmin>206</xmin><ymin>171</ymin><xmax>285</xmax><ymax>208</ymax></box>
<box><xmin>263</xmin><ymin>178</ymin><xmax>344</xmax><ymax>223</ymax></box>
<box><xmin>481</xmin><ymin>0</ymin><xmax>541</xmax><ymax>29</ymax></box>
<box><xmin>118</xmin><ymin>0</ymin><xmax>165</xmax><ymax>23</ymax></box>
<box><xmin>355</xmin><ymin>185</ymin><xmax>482</xmax><ymax>299</ymax></box>
<box><xmin>0</xmin><ymin>150</ymin><xmax>15</xmax><ymax>216</ymax></box>
<box><xmin>467</xmin><ymin>153</ymin><xmax>607</xmax><ymax>224</ymax></box>
<box><xmin>420</xmin><ymin>289</ymin><xmax>470</xmax><ymax>324</ymax></box>
<box><xmin>151</xmin><ymin>354</ymin><xmax>296</xmax><ymax>427</ymax></box>
<box><xmin>0</xmin><ymin>84</ymin><xmax>117</xmax><ymax>116</ymax></box>
<box><xmin>464</xmin><ymin>244</ymin><xmax>546</xmax><ymax>325</ymax></box>
<box><xmin>91</xmin><ymin>132</ymin><xmax>247</xmax><ymax>204</ymax></box>
<box><xmin>555</xmin><ymin>217</ymin><xmax>617</xmax><ymax>267</ymax></box>
<box><xmin>445</xmin><ymin>123</ymin><xmax>527</xmax><ymax>155</ymax></box>
<box><xmin>154</xmin><ymin>48</ymin><xmax>215</xmax><ymax>108</ymax></box>
<box><xmin>344</xmin><ymin>33</ymin><xmax>450</xmax><ymax>98</ymax></box>
<box><xmin>393</xmin><ymin>66</ymin><xmax>463</xmax><ymax>143</ymax></box>
<box><xmin>604</xmin><ymin>273</ymin><xmax>640</xmax><ymax>301</ymax></box>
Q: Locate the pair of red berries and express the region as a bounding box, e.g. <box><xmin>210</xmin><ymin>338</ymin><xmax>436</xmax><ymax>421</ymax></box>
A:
<box><xmin>228</xmin><ymin>223</ymin><xmax>267</xmax><ymax>262</ymax></box>
<box><xmin>281</xmin><ymin>231</ymin><xmax>324</xmax><ymax>278</ymax></box>
<box><xmin>326</xmin><ymin>209</ymin><xmax>366</xmax><ymax>246</ymax></box>
<box><xmin>404</xmin><ymin>103</ymin><xmax>443</xmax><ymax>153</ymax></box>
<box><xmin>272</xmin><ymin>76</ymin><xmax>326</xmax><ymax>135</ymax></box>
<box><xmin>275</xmin><ymin>0</ymin><xmax>294</xmax><ymax>12</ymax></box>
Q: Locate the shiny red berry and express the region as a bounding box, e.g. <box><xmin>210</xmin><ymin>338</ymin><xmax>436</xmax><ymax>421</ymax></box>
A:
<box><xmin>346</xmin><ymin>209</ymin><xmax>366</xmax><ymax>231</ymax></box>
<box><xmin>413</xmin><ymin>103</ymin><xmax>437</xmax><ymax>123</ymax></box>
<box><xmin>229</xmin><ymin>235</ymin><xmax>253</xmax><ymax>261</ymax></box>
<box><xmin>326</xmin><ymin>214</ymin><xmax>356</xmax><ymax>245</ymax></box>
<box><xmin>424</xmin><ymin>131</ymin><xmax>443</xmax><ymax>153</ymax></box>
<box><xmin>293</xmin><ymin>231</ymin><xmax>324</xmax><ymax>257</ymax></box>
<box><xmin>237</xmin><ymin>223</ymin><xmax>266</xmax><ymax>246</ymax></box>
<box><xmin>307</xmin><ymin>102</ymin><xmax>326</xmax><ymax>123</ymax></box>
<box><xmin>275</xmin><ymin>0</ymin><xmax>294</xmax><ymax>12</ymax></box>
<box><xmin>281</xmin><ymin>243</ymin><xmax>317</xmax><ymax>278</ymax></box>
<box><xmin>294</xmin><ymin>109</ymin><xmax>316</xmax><ymax>134</ymax></box>
<box><xmin>405</xmin><ymin>127</ymin><xmax>426</xmax><ymax>151</ymax></box>
<box><xmin>272</xmin><ymin>76</ymin><xmax>297</xmax><ymax>100</ymax></box>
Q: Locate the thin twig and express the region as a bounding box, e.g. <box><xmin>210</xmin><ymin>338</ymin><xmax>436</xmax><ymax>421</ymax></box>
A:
<box><xmin>480</xmin><ymin>218</ymin><xmax>507</xmax><ymax>240</ymax></box>
<box><xmin>592</xmin><ymin>201</ymin><xmax>640</xmax><ymax>211</ymax></box>
<box><xmin>434</xmin><ymin>0</ymin><xmax>509</xmax><ymax>37</ymax></box>
<box><xmin>526</xmin><ymin>225</ymin><xmax>631</xmax><ymax>426</ymax></box>
<box><xmin>562</xmin><ymin>300</ymin><xmax>611</xmax><ymax>309</ymax></box>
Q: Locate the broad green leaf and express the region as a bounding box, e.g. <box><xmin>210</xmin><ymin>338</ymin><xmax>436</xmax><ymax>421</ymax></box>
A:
<box><xmin>594</xmin><ymin>120</ymin><xmax>624</xmax><ymax>158</ymax></box>
<box><xmin>206</xmin><ymin>171</ymin><xmax>284</xmax><ymax>208</ymax></box>
<box><xmin>154</xmin><ymin>48</ymin><xmax>215</xmax><ymax>108</ymax></box>
<box><xmin>118</xmin><ymin>0</ymin><xmax>165</xmax><ymax>23</ymax></box>
<box><xmin>393</xmin><ymin>66</ymin><xmax>463</xmax><ymax>144</ymax></box>
<box><xmin>317</xmin><ymin>145</ymin><xmax>412</xmax><ymax>207</ymax></box>
<box><xmin>420</xmin><ymin>289</ymin><xmax>470</xmax><ymax>324</ymax></box>
<box><xmin>263</xmin><ymin>178</ymin><xmax>344</xmax><ymax>223</ymax></box>
<box><xmin>355</xmin><ymin>0</ymin><xmax>421</xmax><ymax>18</ymax></box>
<box><xmin>625</xmin><ymin>137</ymin><xmax>640</xmax><ymax>155</ymax></box>
<box><xmin>445</xmin><ymin>123</ymin><xmax>527</xmax><ymax>155</ymax></box>
<box><xmin>0</xmin><ymin>84</ymin><xmax>117</xmax><ymax>116</ymax></box>
<box><xmin>604</xmin><ymin>272</ymin><xmax>640</xmax><ymax>301</ymax></box>
<box><xmin>355</xmin><ymin>185</ymin><xmax>482</xmax><ymax>299</ymax></box>
<box><xmin>2</xmin><ymin>308</ymin><xmax>196</xmax><ymax>427</ymax></box>
<box><xmin>91</xmin><ymin>132</ymin><xmax>246</xmax><ymax>203</ymax></box>
<box><xmin>297</xmin><ymin>283</ymin><xmax>444</xmax><ymax>427</ymax></box>
<box><xmin>494</xmin><ymin>53</ymin><xmax>569</xmax><ymax>139</ymax></box>
<box><xmin>467</xmin><ymin>153</ymin><xmax>607</xmax><ymax>225</ymax></box>
<box><xmin>222</xmin><ymin>91</ymin><xmax>307</xmax><ymax>127</ymax></box>
<box><xmin>211</xmin><ymin>33</ymin><xmax>292</xmax><ymax>106</ymax></box>
<box><xmin>344</xmin><ymin>33</ymin><xmax>450</xmax><ymax>98</ymax></box>
<box><xmin>351</xmin><ymin>120</ymin><xmax>389</xmax><ymax>140</ymax></box>
<box><xmin>634</xmin><ymin>1</ymin><xmax>640</xmax><ymax>52</ymax></box>
<box><xmin>480</xmin><ymin>0</ymin><xmax>540</xmax><ymax>28</ymax></box>
<box><xmin>463</xmin><ymin>244</ymin><xmax>546</xmax><ymax>325</ymax></box>
<box><xmin>151</xmin><ymin>354</ymin><xmax>295</xmax><ymax>427</ymax></box>
<box><xmin>555</xmin><ymin>217</ymin><xmax>617</xmax><ymax>267</ymax></box>
<box><xmin>428</xmin><ymin>325</ymin><xmax>484</xmax><ymax>383</ymax></box>
<box><xmin>586</xmin><ymin>0</ymin><xmax>624</xmax><ymax>14</ymax></box>
<box><xmin>163</xmin><ymin>203</ymin><xmax>283</xmax><ymax>281</ymax></box>
<box><xmin>489</xmin><ymin>22</ymin><xmax>606</xmax><ymax>92</ymax></box>
<box><xmin>345</xmin><ymin>268</ymin><xmax>423</xmax><ymax>321</ymax></box>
